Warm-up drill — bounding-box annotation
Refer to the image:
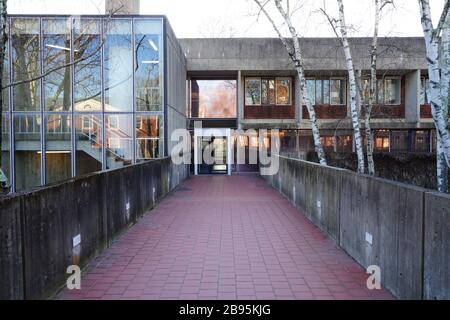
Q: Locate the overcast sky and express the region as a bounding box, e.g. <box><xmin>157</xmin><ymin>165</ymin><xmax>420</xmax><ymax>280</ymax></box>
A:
<box><xmin>8</xmin><ymin>0</ymin><xmax>447</xmax><ymax>38</ymax></box>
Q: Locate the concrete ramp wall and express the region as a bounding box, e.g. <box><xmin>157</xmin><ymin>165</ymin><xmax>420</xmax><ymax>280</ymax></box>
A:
<box><xmin>0</xmin><ymin>158</ymin><xmax>189</xmax><ymax>300</ymax></box>
<box><xmin>262</xmin><ymin>155</ymin><xmax>450</xmax><ymax>300</ymax></box>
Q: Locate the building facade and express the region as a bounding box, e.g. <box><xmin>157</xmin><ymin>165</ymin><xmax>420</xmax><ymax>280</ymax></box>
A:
<box><xmin>1</xmin><ymin>14</ymin><xmax>187</xmax><ymax>193</ymax></box>
<box><xmin>1</xmin><ymin>11</ymin><xmax>448</xmax><ymax>192</ymax></box>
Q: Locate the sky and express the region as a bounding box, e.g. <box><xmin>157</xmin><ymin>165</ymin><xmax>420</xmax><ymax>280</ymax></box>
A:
<box><xmin>7</xmin><ymin>0</ymin><xmax>447</xmax><ymax>38</ymax></box>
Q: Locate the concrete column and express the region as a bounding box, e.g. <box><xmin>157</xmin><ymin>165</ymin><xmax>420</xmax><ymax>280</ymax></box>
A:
<box><xmin>405</xmin><ymin>70</ymin><xmax>420</xmax><ymax>124</ymax></box>
<box><xmin>237</xmin><ymin>70</ymin><xmax>243</xmax><ymax>129</ymax></box>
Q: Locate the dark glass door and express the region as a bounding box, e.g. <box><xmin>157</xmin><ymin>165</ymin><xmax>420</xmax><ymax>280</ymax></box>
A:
<box><xmin>198</xmin><ymin>136</ymin><xmax>228</xmax><ymax>174</ymax></box>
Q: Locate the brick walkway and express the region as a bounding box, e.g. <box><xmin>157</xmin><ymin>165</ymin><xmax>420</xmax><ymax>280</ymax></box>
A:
<box><xmin>58</xmin><ymin>174</ymin><xmax>393</xmax><ymax>300</ymax></box>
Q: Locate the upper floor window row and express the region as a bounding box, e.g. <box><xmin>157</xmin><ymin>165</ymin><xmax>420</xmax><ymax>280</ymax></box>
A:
<box><xmin>245</xmin><ymin>77</ymin><xmax>292</xmax><ymax>106</ymax></box>
<box><xmin>362</xmin><ymin>77</ymin><xmax>401</xmax><ymax>105</ymax></box>
<box><xmin>305</xmin><ymin>78</ymin><xmax>347</xmax><ymax>106</ymax></box>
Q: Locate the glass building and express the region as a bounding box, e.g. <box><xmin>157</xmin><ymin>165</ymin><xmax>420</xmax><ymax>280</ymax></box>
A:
<box><xmin>1</xmin><ymin>16</ymin><xmax>166</xmax><ymax>192</ymax></box>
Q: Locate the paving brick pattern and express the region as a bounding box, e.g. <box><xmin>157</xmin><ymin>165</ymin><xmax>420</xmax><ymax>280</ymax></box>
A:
<box><xmin>58</xmin><ymin>175</ymin><xmax>393</xmax><ymax>300</ymax></box>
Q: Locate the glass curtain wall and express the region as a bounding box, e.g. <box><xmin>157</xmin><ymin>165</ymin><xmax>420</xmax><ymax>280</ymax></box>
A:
<box><xmin>3</xmin><ymin>16</ymin><xmax>165</xmax><ymax>193</ymax></box>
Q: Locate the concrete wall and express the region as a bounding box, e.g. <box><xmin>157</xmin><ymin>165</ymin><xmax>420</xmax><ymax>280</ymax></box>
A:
<box><xmin>0</xmin><ymin>158</ymin><xmax>189</xmax><ymax>300</ymax></box>
<box><xmin>263</xmin><ymin>156</ymin><xmax>450</xmax><ymax>299</ymax></box>
<box><xmin>165</xmin><ymin>19</ymin><xmax>188</xmax><ymax>155</ymax></box>
<box><xmin>179</xmin><ymin>37</ymin><xmax>427</xmax><ymax>72</ymax></box>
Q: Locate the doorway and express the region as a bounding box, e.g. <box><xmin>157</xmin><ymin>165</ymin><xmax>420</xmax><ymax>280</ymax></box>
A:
<box><xmin>194</xmin><ymin>128</ymin><xmax>232</xmax><ymax>175</ymax></box>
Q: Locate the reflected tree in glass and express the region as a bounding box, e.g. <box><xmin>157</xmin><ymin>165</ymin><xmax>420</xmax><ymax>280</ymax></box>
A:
<box><xmin>135</xmin><ymin>19</ymin><xmax>163</xmax><ymax>111</ymax></box>
<box><xmin>43</xmin><ymin>18</ymin><xmax>71</xmax><ymax>112</ymax></box>
<box><xmin>74</xmin><ymin>19</ymin><xmax>102</xmax><ymax>112</ymax></box>
<box><xmin>11</xmin><ymin>18</ymin><xmax>40</xmax><ymax>111</ymax></box>
<box><xmin>136</xmin><ymin>114</ymin><xmax>163</xmax><ymax>160</ymax></box>
<box><xmin>104</xmin><ymin>19</ymin><xmax>133</xmax><ymax>112</ymax></box>
<box><xmin>105</xmin><ymin>114</ymin><xmax>132</xmax><ymax>169</ymax></box>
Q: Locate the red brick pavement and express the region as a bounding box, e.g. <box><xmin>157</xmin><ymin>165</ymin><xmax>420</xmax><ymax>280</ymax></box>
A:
<box><xmin>57</xmin><ymin>174</ymin><xmax>393</xmax><ymax>300</ymax></box>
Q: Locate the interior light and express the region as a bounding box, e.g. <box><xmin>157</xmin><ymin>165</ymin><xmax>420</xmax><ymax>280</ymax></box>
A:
<box><xmin>46</xmin><ymin>44</ymin><xmax>79</xmax><ymax>52</ymax></box>
<box><xmin>149</xmin><ymin>39</ymin><xmax>158</xmax><ymax>51</ymax></box>
<box><xmin>37</xmin><ymin>151</ymin><xmax>71</xmax><ymax>154</ymax></box>
<box><xmin>142</xmin><ymin>60</ymin><xmax>159</xmax><ymax>64</ymax></box>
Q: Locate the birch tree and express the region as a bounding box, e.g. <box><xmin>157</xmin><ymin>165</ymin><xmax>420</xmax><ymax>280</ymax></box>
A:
<box><xmin>418</xmin><ymin>0</ymin><xmax>450</xmax><ymax>193</ymax></box>
<box><xmin>253</xmin><ymin>0</ymin><xmax>327</xmax><ymax>166</ymax></box>
<box><xmin>437</xmin><ymin>9</ymin><xmax>450</xmax><ymax>193</ymax></box>
<box><xmin>321</xmin><ymin>0</ymin><xmax>365</xmax><ymax>173</ymax></box>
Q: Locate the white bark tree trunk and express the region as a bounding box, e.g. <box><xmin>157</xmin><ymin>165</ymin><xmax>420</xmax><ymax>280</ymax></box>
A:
<box><xmin>419</xmin><ymin>0</ymin><xmax>450</xmax><ymax>174</ymax></box>
<box><xmin>337</xmin><ymin>0</ymin><xmax>365</xmax><ymax>174</ymax></box>
<box><xmin>365</xmin><ymin>0</ymin><xmax>381</xmax><ymax>176</ymax></box>
<box><xmin>253</xmin><ymin>0</ymin><xmax>327</xmax><ymax>165</ymax></box>
<box><xmin>438</xmin><ymin>10</ymin><xmax>450</xmax><ymax>193</ymax></box>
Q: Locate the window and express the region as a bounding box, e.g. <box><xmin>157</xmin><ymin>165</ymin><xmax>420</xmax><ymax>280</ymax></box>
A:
<box><xmin>362</xmin><ymin>78</ymin><xmax>401</xmax><ymax>105</ymax></box>
<box><xmin>76</xmin><ymin>114</ymin><xmax>102</xmax><ymax>176</ymax></box>
<box><xmin>43</xmin><ymin>18</ymin><xmax>72</xmax><ymax>112</ymax></box>
<box><xmin>420</xmin><ymin>77</ymin><xmax>430</xmax><ymax>105</ymax></box>
<box><xmin>74</xmin><ymin>19</ymin><xmax>102</xmax><ymax>112</ymax></box>
<box><xmin>1</xmin><ymin>114</ymin><xmax>10</xmax><ymax>188</ymax></box>
<box><xmin>276</xmin><ymin>78</ymin><xmax>291</xmax><ymax>105</ymax></box>
<box><xmin>320</xmin><ymin>136</ymin><xmax>335</xmax><ymax>149</ymax></box>
<box><xmin>11</xmin><ymin>18</ymin><xmax>40</xmax><ymax>111</ymax></box>
<box><xmin>105</xmin><ymin>114</ymin><xmax>133</xmax><ymax>168</ymax></box>
<box><xmin>45</xmin><ymin>114</ymin><xmax>72</xmax><ymax>184</ymax></box>
<box><xmin>261</xmin><ymin>79</ymin><xmax>275</xmax><ymax>105</ymax></box>
<box><xmin>384</xmin><ymin>78</ymin><xmax>401</xmax><ymax>104</ymax></box>
<box><xmin>330</xmin><ymin>79</ymin><xmax>346</xmax><ymax>105</ymax></box>
<box><xmin>374</xmin><ymin>130</ymin><xmax>390</xmax><ymax>151</ymax></box>
<box><xmin>136</xmin><ymin>115</ymin><xmax>163</xmax><ymax>160</ymax></box>
<box><xmin>2</xmin><ymin>34</ymin><xmax>8</xmax><ymax>112</ymax></box>
<box><xmin>306</xmin><ymin>79</ymin><xmax>315</xmax><ymax>105</ymax></box>
<box><xmin>191</xmin><ymin>80</ymin><xmax>237</xmax><ymax>118</ymax></box>
<box><xmin>245</xmin><ymin>77</ymin><xmax>292</xmax><ymax>106</ymax></box>
<box><xmin>14</xmin><ymin>114</ymin><xmax>41</xmax><ymax>191</ymax></box>
<box><xmin>135</xmin><ymin>19</ymin><xmax>163</xmax><ymax>112</ymax></box>
<box><xmin>245</xmin><ymin>78</ymin><xmax>261</xmax><ymax>105</ymax></box>
<box><xmin>104</xmin><ymin>19</ymin><xmax>133</xmax><ymax>112</ymax></box>
<box><xmin>306</xmin><ymin>78</ymin><xmax>346</xmax><ymax>105</ymax></box>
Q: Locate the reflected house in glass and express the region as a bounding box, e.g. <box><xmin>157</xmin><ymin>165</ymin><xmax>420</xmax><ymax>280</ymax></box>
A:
<box><xmin>1</xmin><ymin>14</ymin><xmax>184</xmax><ymax>192</ymax></box>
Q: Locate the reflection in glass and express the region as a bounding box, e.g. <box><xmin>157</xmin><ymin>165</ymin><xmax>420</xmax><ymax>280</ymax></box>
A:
<box><xmin>315</xmin><ymin>80</ymin><xmax>323</xmax><ymax>105</ymax></box>
<box><xmin>420</xmin><ymin>78</ymin><xmax>430</xmax><ymax>105</ymax></box>
<box><xmin>105</xmin><ymin>114</ymin><xmax>132</xmax><ymax>169</ymax></box>
<box><xmin>306</xmin><ymin>79</ymin><xmax>315</xmax><ymax>105</ymax></box>
<box><xmin>43</xmin><ymin>18</ymin><xmax>72</xmax><ymax>111</ymax></box>
<box><xmin>11</xmin><ymin>18</ymin><xmax>40</xmax><ymax>111</ymax></box>
<box><xmin>45</xmin><ymin>114</ymin><xmax>71</xmax><ymax>183</ymax></box>
<box><xmin>76</xmin><ymin>114</ymin><xmax>102</xmax><ymax>176</ymax></box>
<box><xmin>331</xmin><ymin>79</ymin><xmax>346</xmax><ymax>105</ymax></box>
<box><xmin>1</xmin><ymin>114</ymin><xmax>10</xmax><ymax>189</ymax></box>
<box><xmin>14</xmin><ymin>114</ymin><xmax>41</xmax><ymax>191</ymax></box>
<box><xmin>276</xmin><ymin>78</ymin><xmax>291</xmax><ymax>105</ymax></box>
<box><xmin>2</xmin><ymin>39</ymin><xmax>8</xmax><ymax>111</ymax></box>
<box><xmin>322</xmin><ymin>80</ymin><xmax>330</xmax><ymax>105</ymax></box>
<box><xmin>245</xmin><ymin>79</ymin><xmax>261</xmax><ymax>105</ymax></box>
<box><xmin>136</xmin><ymin>114</ymin><xmax>163</xmax><ymax>160</ymax></box>
<box><xmin>104</xmin><ymin>19</ymin><xmax>133</xmax><ymax>112</ymax></box>
<box><xmin>191</xmin><ymin>80</ymin><xmax>236</xmax><ymax>118</ymax></box>
<box><xmin>74</xmin><ymin>19</ymin><xmax>102</xmax><ymax>112</ymax></box>
<box><xmin>262</xmin><ymin>79</ymin><xmax>275</xmax><ymax>105</ymax></box>
<box><xmin>135</xmin><ymin>19</ymin><xmax>163</xmax><ymax>111</ymax></box>
<box><xmin>384</xmin><ymin>78</ymin><xmax>400</xmax><ymax>104</ymax></box>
